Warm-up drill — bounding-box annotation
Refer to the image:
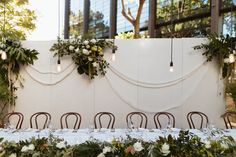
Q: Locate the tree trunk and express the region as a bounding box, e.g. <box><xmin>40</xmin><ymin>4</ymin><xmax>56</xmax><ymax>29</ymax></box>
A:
<box><xmin>120</xmin><ymin>0</ymin><xmax>145</xmax><ymax>39</ymax></box>
<box><xmin>133</xmin><ymin>20</ymin><xmax>140</xmax><ymax>39</ymax></box>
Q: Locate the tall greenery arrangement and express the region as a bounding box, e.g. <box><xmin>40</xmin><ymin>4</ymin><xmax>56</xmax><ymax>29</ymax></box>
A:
<box><xmin>194</xmin><ymin>34</ymin><xmax>236</xmax><ymax>107</ymax></box>
<box><xmin>0</xmin><ymin>0</ymin><xmax>38</xmax><ymax>119</ymax></box>
<box><xmin>0</xmin><ymin>40</ymin><xmax>38</xmax><ymax>116</ymax></box>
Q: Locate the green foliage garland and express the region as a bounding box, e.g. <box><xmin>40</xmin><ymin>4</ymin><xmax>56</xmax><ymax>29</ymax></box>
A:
<box><xmin>50</xmin><ymin>37</ymin><xmax>116</xmax><ymax>79</ymax></box>
<box><xmin>194</xmin><ymin>34</ymin><xmax>235</xmax><ymax>79</ymax></box>
<box><xmin>0</xmin><ymin>131</ymin><xmax>235</xmax><ymax>157</ymax></box>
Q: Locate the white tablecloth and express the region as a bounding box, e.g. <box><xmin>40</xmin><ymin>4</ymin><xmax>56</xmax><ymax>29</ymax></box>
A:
<box><xmin>0</xmin><ymin>128</ymin><xmax>235</xmax><ymax>145</ymax></box>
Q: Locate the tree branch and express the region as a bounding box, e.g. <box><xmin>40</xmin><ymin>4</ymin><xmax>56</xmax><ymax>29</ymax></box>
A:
<box><xmin>121</xmin><ymin>0</ymin><xmax>135</xmax><ymax>25</ymax></box>
<box><xmin>128</xmin><ymin>8</ymin><xmax>135</xmax><ymax>21</ymax></box>
<box><xmin>136</xmin><ymin>0</ymin><xmax>145</xmax><ymax>20</ymax></box>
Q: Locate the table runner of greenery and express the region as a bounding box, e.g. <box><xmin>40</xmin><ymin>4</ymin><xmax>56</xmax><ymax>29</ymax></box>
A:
<box><xmin>0</xmin><ymin>130</ymin><xmax>235</xmax><ymax>157</ymax></box>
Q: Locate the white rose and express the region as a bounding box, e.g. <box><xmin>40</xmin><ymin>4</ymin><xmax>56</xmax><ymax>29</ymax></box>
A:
<box><xmin>83</xmin><ymin>40</ymin><xmax>89</xmax><ymax>45</ymax></box>
<box><xmin>56</xmin><ymin>141</ymin><xmax>66</xmax><ymax>149</ymax></box>
<box><xmin>97</xmin><ymin>153</ymin><xmax>105</xmax><ymax>157</ymax></box>
<box><xmin>133</xmin><ymin>142</ymin><xmax>143</xmax><ymax>152</ymax></box>
<box><xmin>92</xmin><ymin>62</ymin><xmax>98</xmax><ymax>67</ymax></box>
<box><xmin>204</xmin><ymin>140</ymin><xmax>211</xmax><ymax>149</ymax></box>
<box><xmin>28</xmin><ymin>144</ymin><xmax>35</xmax><ymax>151</ymax></box>
<box><xmin>161</xmin><ymin>143</ymin><xmax>170</xmax><ymax>156</ymax></box>
<box><xmin>88</xmin><ymin>57</ymin><xmax>93</xmax><ymax>61</ymax></box>
<box><xmin>90</xmin><ymin>39</ymin><xmax>97</xmax><ymax>43</ymax></box>
<box><xmin>21</xmin><ymin>145</ymin><xmax>28</xmax><ymax>152</ymax></box>
<box><xmin>69</xmin><ymin>45</ymin><xmax>74</xmax><ymax>51</ymax></box>
<box><xmin>82</xmin><ymin>49</ymin><xmax>90</xmax><ymax>55</ymax></box>
<box><xmin>221</xmin><ymin>142</ymin><xmax>229</xmax><ymax>149</ymax></box>
<box><xmin>86</xmin><ymin>45</ymin><xmax>90</xmax><ymax>49</ymax></box>
<box><xmin>103</xmin><ymin>146</ymin><xmax>112</xmax><ymax>154</ymax></box>
<box><xmin>9</xmin><ymin>153</ymin><xmax>17</xmax><ymax>157</ymax></box>
<box><xmin>78</xmin><ymin>35</ymin><xmax>82</xmax><ymax>39</ymax></box>
<box><xmin>75</xmin><ymin>48</ymin><xmax>80</xmax><ymax>53</ymax></box>
<box><xmin>224</xmin><ymin>58</ymin><xmax>230</xmax><ymax>63</ymax></box>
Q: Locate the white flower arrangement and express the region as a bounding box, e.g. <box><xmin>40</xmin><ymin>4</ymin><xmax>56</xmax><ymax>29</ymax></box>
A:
<box><xmin>204</xmin><ymin>140</ymin><xmax>211</xmax><ymax>149</ymax></box>
<box><xmin>50</xmin><ymin>37</ymin><xmax>115</xmax><ymax>79</ymax></box>
<box><xmin>103</xmin><ymin>146</ymin><xmax>112</xmax><ymax>154</ymax></box>
<box><xmin>133</xmin><ymin>141</ymin><xmax>143</xmax><ymax>152</ymax></box>
<box><xmin>161</xmin><ymin>143</ymin><xmax>170</xmax><ymax>156</ymax></box>
<box><xmin>56</xmin><ymin>141</ymin><xmax>66</xmax><ymax>149</ymax></box>
<box><xmin>21</xmin><ymin>144</ymin><xmax>35</xmax><ymax>152</ymax></box>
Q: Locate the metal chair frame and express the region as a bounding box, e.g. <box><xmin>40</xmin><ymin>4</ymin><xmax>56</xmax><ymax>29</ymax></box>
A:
<box><xmin>222</xmin><ymin>111</ymin><xmax>236</xmax><ymax>129</ymax></box>
<box><xmin>3</xmin><ymin>112</ymin><xmax>24</xmax><ymax>129</ymax></box>
<box><xmin>60</xmin><ymin>112</ymin><xmax>82</xmax><ymax>129</ymax></box>
<box><xmin>30</xmin><ymin>112</ymin><xmax>51</xmax><ymax>129</ymax></box>
<box><xmin>94</xmin><ymin>112</ymin><xmax>115</xmax><ymax>129</ymax></box>
<box><xmin>187</xmin><ymin>111</ymin><xmax>209</xmax><ymax>129</ymax></box>
<box><xmin>154</xmin><ymin>112</ymin><xmax>175</xmax><ymax>129</ymax></box>
<box><xmin>126</xmin><ymin>112</ymin><xmax>148</xmax><ymax>129</ymax></box>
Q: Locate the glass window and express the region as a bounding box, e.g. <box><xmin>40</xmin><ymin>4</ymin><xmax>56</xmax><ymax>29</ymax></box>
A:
<box><xmin>88</xmin><ymin>0</ymin><xmax>110</xmax><ymax>38</ymax></box>
<box><xmin>117</xmin><ymin>0</ymin><xmax>149</xmax><ymax>33</ymax></box>
<box><xmin>156</xmin><ymin>0</ymin><xmax>210</xmax><ymax>37</ymax></box>
<box><xmin>70</xmin><ymin>0</ymin><xmax>84</xmax><ymax>37</ymax></box>
<box><xmin>158</xmin><ymin>17</ymin><xmax>210</xmax><ymax>38</ymax></box>
<box><xmin>222</xmin><ymin>12</ymin><xmax>236</xmax><ymax>37</ymax></box>
<box><xmin>157</xmin><ymin>0</ymin><xmax>210</xmax><ymax>24</ymax></box>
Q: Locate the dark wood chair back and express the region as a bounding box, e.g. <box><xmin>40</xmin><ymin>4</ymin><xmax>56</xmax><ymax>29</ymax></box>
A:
<box><xmin>94</xmin><ymin>112</ymin><xmax>115</xmax><ymax>129</ymax></box>
<box><xmin>30</xmin><ymin>112</ymin><xmax>51</xmax><ymax>129</ymax></box>
<box><xmin>222</xmin><ymin>111</ymin><xmax>236</xmax><ymax>129</ymax></box>
<box><xmin>187</xmin><ymin>111</ymin><xmax>209</xmax><ymax>129</ymax></box>
<box><xmin>126</xmin><ymin>112</ymin><xmax>148</xmax><ymax>129</ymax></box>
<box><xmin>154</xmin><ymin>112</ymin><xmax>175</xmax><ymax>129</ymax></box>
<box><xmin>60</xmin><ymin>112</ymin><xmax>82</xmax><ymax>129</ymax></box>
<box><xmin>3</xmin><ymin>112</ymin><xmax>24</xmax><ymax>129</ymax></box>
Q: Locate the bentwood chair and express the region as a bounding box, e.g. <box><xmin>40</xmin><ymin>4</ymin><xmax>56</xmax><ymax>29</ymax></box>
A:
<box><xmin>2</xmin><ymin>112</ymin><xmax>24</xmax><ymax>129</ymax></box>
<box><xmin>30</xmin><ymin>112</ymin><xmax>51</xmax><ymax>129</ymax></box>
<box><xmin>187</xmin><ymin>111</ymin><xmax>209</xmax><ymax>129</ymax></box>
<box><xmin>60</xmin><ymin>112</ymin><xmax>82</xmax><ymax>129</ymax></box>
<box><xmin>126</xmin><ymin>112</ymin><xmax>148</xmax><ymax>129</ymax></box>
<box><xmin>154</xmin><ymin>112</ymin><xmax>175</xmax><ymax>129</ymax></box>
<box><xmin>221</xmin><ymin>111</ymin><xmax>236</xmax><ymax>129</ymax></box>
<box><xmin>94</xmin><ymin>112</ymin><xmax>115</xmax><ymax>129</ymax></box>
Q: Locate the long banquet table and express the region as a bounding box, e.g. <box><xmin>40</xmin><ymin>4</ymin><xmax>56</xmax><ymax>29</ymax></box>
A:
<box><xmin>0</xmin><ymin>128</ymin><xmax>235</xmax><ymax>145</ymax></box>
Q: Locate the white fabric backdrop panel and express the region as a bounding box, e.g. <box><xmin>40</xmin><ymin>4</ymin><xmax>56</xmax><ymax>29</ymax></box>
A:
<box><xmin>15</xmin><ymin>39</ymin><xmax>225</xmax><ymax>129</ymax></box>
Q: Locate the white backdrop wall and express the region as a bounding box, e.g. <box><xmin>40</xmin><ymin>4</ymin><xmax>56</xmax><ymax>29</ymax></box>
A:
<box><xmin>15</xmin><ymin>39</ymin><xmax>225</xmax><ymax>129</ymax></box>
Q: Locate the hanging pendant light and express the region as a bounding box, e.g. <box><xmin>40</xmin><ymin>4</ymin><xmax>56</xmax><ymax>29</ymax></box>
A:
<box><xmin>111</xmin><ymin>39</ymin><xmax>117</xmax><ymax>61</ymax></box>
<box><xmin>169</xmin><ymin>0</ymin><xmax>174</xmax><ymax>72</ymax></box>
<box><xmin>169</xmin><ymin>61</ymin><xmax>174</xmax><ymax>72</ymax></box>
<box><xmin>56</xmin><ymin>0</ymin><xmax>62</xmax><ymax>71</ymax></box>
<box><xmin>57</xmin><ymin>58</ymin><xmax>62</xmax><ymax>72</ymax></box>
